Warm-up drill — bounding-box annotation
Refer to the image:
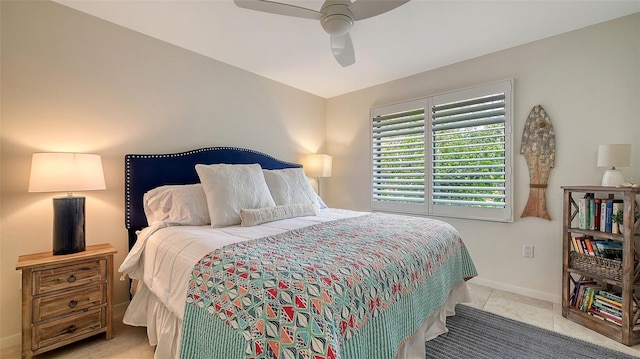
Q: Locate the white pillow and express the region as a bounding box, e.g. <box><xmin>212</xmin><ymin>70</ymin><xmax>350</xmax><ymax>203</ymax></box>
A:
<box><xmin>240</xmin><ymin>204</ymin><xmax>318</xmax><ymax>226</ymax></box>
<box><xmin>316</xmin><ymin>193</ymin><xmax>328</xmax><ymax>209</ymax></box>
<box><xmin>262</xmin><ymin>168</ymin><xmax>319</xmax><ymax>207</ymax></box>
<box><xmin>195</xmin><ymin>163</ymin><xmax>276</xmax><ymax>227</ymax></box>
<box><xmin>143</xmin><ymin>184</ymin><xmax>209</xmax><ymax>225</ymax></box>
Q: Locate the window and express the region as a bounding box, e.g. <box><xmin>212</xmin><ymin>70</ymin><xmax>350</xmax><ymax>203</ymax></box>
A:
<box><xmin>371</xmin><ymin>80</ymin><xmax>513</xmax><ymax>222</ymax></box>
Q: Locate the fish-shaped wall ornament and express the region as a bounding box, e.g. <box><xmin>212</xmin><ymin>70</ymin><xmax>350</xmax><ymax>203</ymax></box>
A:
<box><xmin>521</xmin><ymin>105</ymin><xmax>555</xmax><ymax>220</ymax></box>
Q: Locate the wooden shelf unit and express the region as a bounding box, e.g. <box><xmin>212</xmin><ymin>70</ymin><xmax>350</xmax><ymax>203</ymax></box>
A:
<box><xmin>562</xmin><ymin>186</ymin><xmax>640</xmax><ymax>346</ymax></box>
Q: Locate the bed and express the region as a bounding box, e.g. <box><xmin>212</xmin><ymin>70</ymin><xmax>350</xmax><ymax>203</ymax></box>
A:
<box><xmin>119</xmin><ymin>146</ymin><xmax>477</xmax><ymax>359</ymax></box>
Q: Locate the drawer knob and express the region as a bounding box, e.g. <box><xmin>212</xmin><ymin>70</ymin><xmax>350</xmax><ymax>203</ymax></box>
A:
<box><xmin>68</xmin><ymin>300</ymin><xmax>78</xmax><ymax>308</ymax></box>
<box><xmin>66</xmin><ymin>325</ymin><xmax>77</xmax><ymax>334</ymax></box>
<box><xmin>67</xmin><ymin>275</ymin><xmax>77</xmax><ymax>283</ymax></box>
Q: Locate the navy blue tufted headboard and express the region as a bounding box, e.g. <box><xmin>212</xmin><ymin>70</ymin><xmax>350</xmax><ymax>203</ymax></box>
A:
<box><xmin>124</xmin><ymin>147</ymin><xmax>301</xmax><ymax>249</ymax></box>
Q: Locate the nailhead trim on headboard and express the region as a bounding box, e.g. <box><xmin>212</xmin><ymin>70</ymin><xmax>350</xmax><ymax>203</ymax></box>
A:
<box><xmin>124</xmin><ymin>146</ymin><xmax>301</xmax><ymax>231</ymax></box>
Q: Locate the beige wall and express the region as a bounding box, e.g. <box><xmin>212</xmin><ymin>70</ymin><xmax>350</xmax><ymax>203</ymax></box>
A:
<box><xmin>2</xmin><ymin>0</ymin><xmax>639</xmax><ymax>348</ymax></box>
<box><xmin>325</xmin><ymin>13</ymin><xmax>640</xmax><ymax>302</ymax></box>
<box><xmin>0</xmin><ymin>1</ymin><xmax>326</xmax><ymax>344</ymax></box>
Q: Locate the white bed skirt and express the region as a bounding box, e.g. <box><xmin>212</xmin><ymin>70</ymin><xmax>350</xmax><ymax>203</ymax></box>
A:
<box><xmin>123</xmin><ymin>280</ymin><xmax>471</xmax><ymax>359</ymax></box>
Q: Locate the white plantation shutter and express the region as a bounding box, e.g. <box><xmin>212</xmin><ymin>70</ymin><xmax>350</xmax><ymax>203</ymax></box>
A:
<box><xmin>371</xmin><ymin>80</ymin><xmax>513</xmax><ymax>222</ymax></box>
<box><xmin>372</xmin><ymin>101</ymin><xmax>427</xmax><ymax>214</ymax></box>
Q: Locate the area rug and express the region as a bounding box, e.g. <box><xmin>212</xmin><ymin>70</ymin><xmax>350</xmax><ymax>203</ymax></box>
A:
<box><xmin>425</xmin><ymin>304</ymin><xmax>638</xmax><ymax>358</ymax></box>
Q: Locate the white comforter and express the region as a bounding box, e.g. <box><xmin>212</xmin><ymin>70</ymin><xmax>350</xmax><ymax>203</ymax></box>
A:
<box><xmin>119</xmin><ymin>209</ymin><xmax>366</xmax><ymax>323</ymax></box>
<box><xmin>119</xmin><ymin>208</ymin><xmax>470</xmax><ymax>359</ymax></box>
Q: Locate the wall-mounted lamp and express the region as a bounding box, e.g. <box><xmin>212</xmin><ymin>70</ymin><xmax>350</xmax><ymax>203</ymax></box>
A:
<box><xmin>305</xmin><ymin>154</ymin><xmax>332</xmax><ymax>196</ymax></box>
<box><xmin>28</xmin><ymin>153</ymin><xmax>106</xmax><ymax>254</ymax></box>
<box><xmin>597</xmin><ymin>144</ymin><xmax>631</xmax><ymax>187</ymax></box>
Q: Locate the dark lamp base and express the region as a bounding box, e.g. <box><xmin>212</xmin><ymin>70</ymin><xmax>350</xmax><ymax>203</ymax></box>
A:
<box><xmin>53</xmin><ymin>196</ymin><xmax>86</xmax><ymax>255</ymax></box>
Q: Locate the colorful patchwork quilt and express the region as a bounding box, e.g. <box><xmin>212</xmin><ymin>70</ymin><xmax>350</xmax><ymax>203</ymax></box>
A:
<box><xmin>180</xmin><ymin>213</ymin><xmax>476</xmax><ymax>359</ymax></box>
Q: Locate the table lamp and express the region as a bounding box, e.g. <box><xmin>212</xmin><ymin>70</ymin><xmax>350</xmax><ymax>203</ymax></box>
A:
<box><xmin>28</xmin><ymin>153</ymin><xmax>106</xmax><ymax>254</ymax></box>
<box><xmin>306</xmin><ymin>154</ymin><xmax>332</xmax><ymax>195</ymax></box>
<box><xmin>597</xmin><ymin>144</ymin><xmax>631</xmax><ymax>187</ymax></box>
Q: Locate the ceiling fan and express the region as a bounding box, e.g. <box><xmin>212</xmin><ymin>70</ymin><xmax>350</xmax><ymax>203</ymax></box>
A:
<box><xmin>233</xmin><ymin>0</ymin><xmax>410</xmax><ymax>67</ymax></box>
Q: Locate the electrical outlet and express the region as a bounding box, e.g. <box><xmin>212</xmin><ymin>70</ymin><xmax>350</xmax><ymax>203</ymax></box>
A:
<box><xmin>523</xmin><ymin>244</ymin><xmax>534</xmax><ymax>258</ymax></box>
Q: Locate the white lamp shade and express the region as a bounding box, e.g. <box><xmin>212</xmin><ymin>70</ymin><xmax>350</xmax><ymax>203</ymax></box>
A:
<box><xmin>306</xmin><ymin>154</ymin><xmax>332</xmax><ymax>178</ymax></box>
<box><xmin>597</xmin><ymin>144</ymin><xmax>631</xmax><ymax>168</ymax></box>
<box><xmin>28</xmin><ymin>153</ymin><xmax>106</xmax><ymax>193</ymax></box>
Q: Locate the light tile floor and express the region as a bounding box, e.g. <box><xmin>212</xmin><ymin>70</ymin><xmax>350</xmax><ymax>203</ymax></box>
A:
<box><xmin>3</xmin><ymin>283</ymin><xmax>640</xmax><ymax>358</ymax></box>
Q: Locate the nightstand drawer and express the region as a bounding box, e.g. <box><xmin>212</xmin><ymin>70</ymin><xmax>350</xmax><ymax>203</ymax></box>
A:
<box><xmin>33</xmin><ymin>259</ymin><xmax>105</xmax><ymax>295</ymax></box>
<box><xmin>32</xmin><ymin>307</ymin><xmax>106</xmax><ymax>350</ymax></box>
<box><xmin>33</xmin><ymin>284</ymin><xmax>106</xmax><ymax>322</ymax></box>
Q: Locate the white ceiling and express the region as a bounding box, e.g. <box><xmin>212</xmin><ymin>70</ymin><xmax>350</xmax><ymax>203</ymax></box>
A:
<box><xmin>55</xmin><ymin>0</ymin><xmax>639</xmax><ymax>99</ymax></box>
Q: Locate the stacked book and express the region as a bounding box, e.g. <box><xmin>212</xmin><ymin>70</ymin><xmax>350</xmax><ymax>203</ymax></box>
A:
<box><xmin>589</xmin><ymin>291</ymin><xmax>626</xmax><ymax>325</ymax></box>
<box><xmin>571</xmin><ymin>283</ymin><xmax>639</xmax><ymax>328</ymax></box>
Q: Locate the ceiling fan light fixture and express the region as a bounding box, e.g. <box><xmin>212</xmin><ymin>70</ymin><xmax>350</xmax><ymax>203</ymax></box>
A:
<box><xmin>321</xmin><ymin>14</ymin><xmax>353</xmax><ymax>36</ymax></box>
<box><xmin>233</xmin><ymin>0</ymin><xmax>411</xmax><ymax>67</ymax></box>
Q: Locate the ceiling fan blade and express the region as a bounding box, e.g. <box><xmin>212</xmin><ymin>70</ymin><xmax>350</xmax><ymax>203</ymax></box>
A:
<box><xmin>331</xmin><ymin>33</ymin><xmax>355</xmax><ymax>67</ymax></box>
<box><xmin>234</xmin><ymin>0</ymin><xmax>322</xmax><ymax>20</ymax></box>
<box><xmin>348</xmin><ymin>0</ymin><xmax>410</xmax><ymax>21</ymax></box>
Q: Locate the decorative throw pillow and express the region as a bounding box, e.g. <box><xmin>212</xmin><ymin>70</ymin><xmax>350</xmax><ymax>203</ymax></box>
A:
<box><xmin>240</xmin><ymin>204</ymin><xmax>319</xmax><ymax>226</ymax></box>
<box><xmin>143</xmin><ymin>184</ymin><xmax>210</xmax><ymax>225</ymax></box>
<box><xmin>195</xmin><ymin>163</ymin><xmax>276</xmax><ymax>227</ymax></box>
<box><xmin>262</xmin><ymin>168</ymin><xmax>319</xmax><ymax>207</ymax></box>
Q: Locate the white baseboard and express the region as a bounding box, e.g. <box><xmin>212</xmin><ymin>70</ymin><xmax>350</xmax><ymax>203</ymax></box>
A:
<box><xmin>469</xmin><ymin>276</ymin><xmax>562</xmax><ymax>304</ymax></box>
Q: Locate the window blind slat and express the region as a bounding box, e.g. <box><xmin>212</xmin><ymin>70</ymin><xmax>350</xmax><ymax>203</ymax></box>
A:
<box><xmin>373</xmin><ymin>127</ymin><xmax>425</xmax><ymax>139</ymax></box>
<box><xmin>432</xmin><ymin>171</ymin><xmax>505</xmax><ymax>177</ymax></box>
<box><xmin>433</xmin><ymin>116</ymin><xmax>504</xmax><ymax>131</ymax></box>
<box><xmin>373</xmin><ymin>120</ymin><xmax>425</xmax><ymax>132</ymax></box>
<box><xmin>432</xmin><ymin>94</ymin><xmax>505</xmax><ymax>112</ymax></box>
<box><xmin>373</xmin><ymin>166</ymin><xmax>425</xmax><ymax>172</ymax></box>
<box><xmin>373</xmin><ymin>108</ymin><xmax>425</xmax><ymax>122</ymax></box>
<box><xmin>433</xmin><ymin>157</ymin><xmax>506</xmax><ymax>164</ymax></box>
<box><xmin>432</xmin><ymin>198</ymin><xmax>506</xmax><ymax>207</ymax></box>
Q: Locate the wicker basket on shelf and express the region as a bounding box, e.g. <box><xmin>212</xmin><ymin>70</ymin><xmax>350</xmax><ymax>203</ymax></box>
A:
<box><xmin>570</xmin><ymin>252</ymin><xmax>623</xmax><ymax>282</ymax></box>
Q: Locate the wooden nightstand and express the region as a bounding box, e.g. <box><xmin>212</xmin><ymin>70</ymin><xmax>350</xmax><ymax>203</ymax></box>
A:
<box><xmin>16</xmin><ymin>243</ymin><xmax>117</xmax><ymax>359</ymax></box>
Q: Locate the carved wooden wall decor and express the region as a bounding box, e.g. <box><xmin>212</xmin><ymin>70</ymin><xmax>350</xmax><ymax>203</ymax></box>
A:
<box><xmin>521</xmin><ymin>105</ymin><xmax>555</xmax><ymax>220</ymax></box>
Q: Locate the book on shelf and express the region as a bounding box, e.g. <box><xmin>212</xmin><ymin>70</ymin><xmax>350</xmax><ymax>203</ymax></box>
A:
<box><xmin>588</xmin><ymin>198</ymin><xmax>596</xmax><ymax>230</ymax></box>
<box><xmin>588</xmin><ymin>310</ymin><xmax>640</xmax><ymax>330</ymax></box>
<box><xmin>594</xmin><ymin>198</ymin><xmax>601</xmax><ymax>231</ymax></box>
<box><xmin>578</xmin><ymin>198</ymin><xmax>586</xmax><ymax>229</ymax></box>
<box><xmin>600</xmin><ymin>199</ymin><xmax>607</xmax><ymax>232</ymax></box>
<box><xmin>592</xmin><ymin>240</ymin><xmax>622</xmax><ymax>260</ymax></box>
<box><xmin>579</xmin><ymin>237</ymin><xmax>589</xmax><ymax>255</ymax></box>
<box><xmin>599</xmin><ymin>290</ymin><xmax>623</xmax><ymax>304</ymax></box>
<box><xmin>581</xmin><ymin>285</ymin><xmax>601</xmax><ymax>311</ymax></box>
<box><xmin>593</xmin><ymin>297</ymin><xmax>622</xmax><ymax>313</ymax></box>
<box><xmin>592</xmin><ymin>299</ymin><xmax>622</xmax><ymax>316</ymax></box>
<box><xmin>579</xmin><ymin>198</ymin><xmax>589</xmax><ymax>230</ymax></box>
<box><xmin>589</xmin><ymin>308</ymin><xmax>622</xmax><ymax>325</ymax></box>
<box><xmin>570</xmin><ymin>280</ymin><xmax>598</xmax><ymax>308</ymax></box>
<box><xmin>584</xmin><ymin>239</ymin><xmax>596</xmax><ymax>256</ymax></box>
<box><xmin>603</xmin><ymin>199</ymin><xmax>614</xmax><ymax>233</ymax></box>
<box><xmin>571</xmin><ymin>236</ymin><xmax>581</xmax><ymax>253</ymax></box>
